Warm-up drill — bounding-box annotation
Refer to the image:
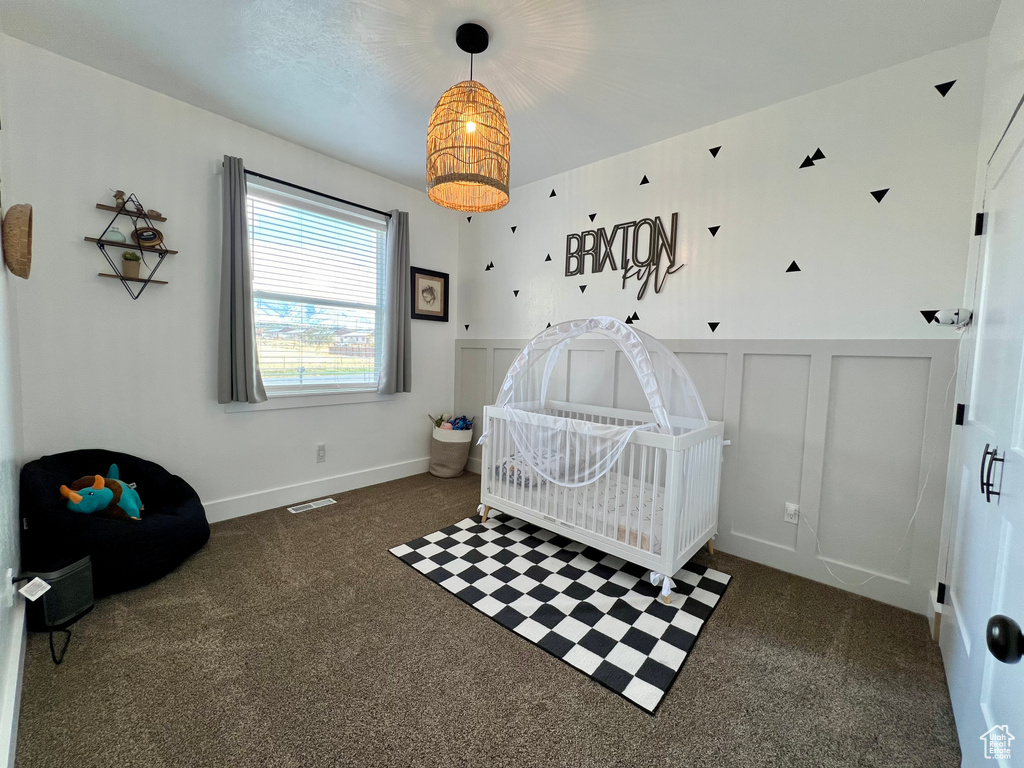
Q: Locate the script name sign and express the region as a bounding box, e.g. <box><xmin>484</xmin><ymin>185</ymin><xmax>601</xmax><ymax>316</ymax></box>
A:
<box><xmin>564</xmin><ymin>213</ymin><xmax>682</xmax><ymax>300</ymax></box>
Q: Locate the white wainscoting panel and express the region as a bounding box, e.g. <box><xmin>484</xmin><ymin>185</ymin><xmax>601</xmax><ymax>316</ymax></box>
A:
<box><xmin>456</xmin><ymin>338</ymin><xmax>957</xmax><ymax>614</ymax></box>
<box><xmin>818</xmin><ymin>355</ymin><xmax>932</xmax><ymax>581</ymax></box>
<box><xmin>727</xmin><ymin>354</ymin><xmax>811</xmax><ymax>552</ymax></box>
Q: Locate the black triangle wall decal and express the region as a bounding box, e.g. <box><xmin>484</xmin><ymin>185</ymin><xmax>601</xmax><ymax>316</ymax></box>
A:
<box><xmin>935</xmin><ymin>80</ymin><xmax>956</xmax><ymax>97</ymax></box>
<box><xmin>544</xmin><ymin>254</ymin><xmax>552</xmax><ymax>262</ymax></box>
<box><xmin>709</xmin><ymin>146</ymin><xmax>721</xmax><ymax>158</ymax></box>
<box><xmin>624</xmin><ymin>316</ymin><xmax>633</xmax><ymax>325</ymax></box>
<box><xmin>513</xmin><ymin>290</ymin><xmax>519</xmax><ymax>297</ymax></box>
<box><xmin>546</xmin><ymin>323</ymin><xmax>552</xmax><ymax>328</ymax></box>
<box><xmin>511</xmin><ymin>225</ymin><xmax>517</xmax><ymax>233</ymax></box>
<box><xmin>485</xmin><ymin>265</ymin><xmax>491</xmax><ymax>271</ymax></box>
<box><xmin>921</xmin><ymin>310</ymin><xmax>939</xmax><ymax>323</ymax></box>
<box><xmin>786</xmin><ymin>261</ymin><xmax>801</xmax><ymax>272</ymax></box>
<box><xmin>488</xmin><ymin>261</ymin><xmax>494</xmax><ymax>269</ymax></box>
<box><xmin>708</xmin><ymin>322</ymin><xmax>720</xmax><ymax>332</ymax></box>
<box><xmin>800</xmin><ymin>155</ymin><xmax>815</xmax><ymax>168</ymax></box>
<box><xmin>631</xmin><ymin>311</ymin><xmax>639</xmax><ymax>321</ymax></box>
<box><xmin>589</xmin><ymin>213</ymin><xmax>597</xmax><ymax>222</ymax></box>
<box><xmin>550</xmin><ymin>189</ymin><xmax>557</xmax><ymax>197</ymax></box>
<box><xmin>579</xmin><ymin>285</ymin><xmax>587</xmax><ymax>294</ymax></box>
<box><xmin>811</xmin><ymin>148</ymin><xmax>825</xmax><ymax>161</ymax></box>
<box><xmin>640</xmin><ymin>175</ymin><xmax>650</xmax><ymax>185</ymax></box>
<box><xmin>467</xmin><ymin>216</ymin><xmax>472</xmax><ymax>223</ymax></box>
<box><xmin>464</xmin><ymin>324</ymin><xmax>469</xmax><ymax>331</ymax></box>
<box><xmin>871</xmin><ymin>188</ymin><xmax>890</xmax><ymax>203</ymax></box>
<box><xmin>708</xmin><ymin>226</ymin><xmax>720</xmax><ymax>237</ymax></box>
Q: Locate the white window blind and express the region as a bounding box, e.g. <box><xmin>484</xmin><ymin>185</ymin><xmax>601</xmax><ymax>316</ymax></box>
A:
<box><xmin>246</xmin><ymin>181</ymin><xmax>388</xmax><ymax>396</ymax></box>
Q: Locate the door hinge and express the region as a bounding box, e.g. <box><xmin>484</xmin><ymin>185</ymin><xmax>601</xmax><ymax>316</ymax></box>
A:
<box><xmin>974</xmin><ymin>212</ymin><xmax>986</xmax><ymax>236</ymax></box>
<box><xmin>955</xmin><ymin>403</ymin><xmax>966</xmax><ymax>426</ymax></box>
<box><xmin>937</xmin><ymin>582</ymin><xmax>946</xmax><ymax>604</ymax></box>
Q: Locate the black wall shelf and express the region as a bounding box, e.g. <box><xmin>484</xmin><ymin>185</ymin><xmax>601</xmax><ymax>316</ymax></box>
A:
<box><xmin>98</xmin><ymin>273</ymin><xmax>169</xmax><ymax>285</ymax></box>
<box><xmin>89</xmin><ymin>193</ymin><xmax>173</xmax><ymax>300</ymax></box>
<box><xmin>84</xmin><ymin>237</ymin><xmax>178</xmax><ymax>255</ymax></box>
<box><xmin>95</xmin><ymin>203</ymin><xmax>167</xmax><ymax>222</ymax></box>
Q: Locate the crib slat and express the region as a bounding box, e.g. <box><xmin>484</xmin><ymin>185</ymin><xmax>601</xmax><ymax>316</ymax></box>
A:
<box><xmin>622</xmin><ymin>444</ymin><xmax>630</xmax><ymax>552</ymax></box>
<box><xmin>650</xmin><ymin>449</ymin><xmax>660</xmax><ymax>554</ymax></box>
<box><xmin>590</xmin><ymin>433</ymin><xmax>599</xmax><ymax>534</ymax></box>
<box><xmin>598</xmin><ymin>442</ymin><xmax>606</xmax><ymax>536</ymax></box>
<box><xmin>499</xmin><ymin>417</ymin><xmax>507</xmax><ymax>501</ymax></box>
<box><xmin>542</xmin><ymin>424</ymin><xmax>551</xmax><ymax>518</ymax></box>
<box><xmin>638</xmin><ymin>445</ymin><xmax>648</xmax><ymax>553</ymax></box>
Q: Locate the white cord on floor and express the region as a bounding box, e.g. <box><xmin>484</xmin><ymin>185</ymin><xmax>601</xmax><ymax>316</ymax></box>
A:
<box><xmin>797</xmin><ymin>334</ymin><xmax>964</xmax><ymax>587</ymax></box>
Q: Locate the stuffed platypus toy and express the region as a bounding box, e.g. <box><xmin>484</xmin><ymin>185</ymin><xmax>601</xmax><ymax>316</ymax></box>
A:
<box><xmin>60</xmin><ymin>464</ymin><xmax>144</xmax><ymax>521</ymax></box>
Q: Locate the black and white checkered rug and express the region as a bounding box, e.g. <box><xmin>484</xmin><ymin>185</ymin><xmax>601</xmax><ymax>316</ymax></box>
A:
<box><xmin>389</xmin><ymin>512</ymin><xmax>730</xmax><ymax>713</ymax></box>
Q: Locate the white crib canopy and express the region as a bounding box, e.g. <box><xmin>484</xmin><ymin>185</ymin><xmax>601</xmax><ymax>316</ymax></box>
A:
<box><xmin>492</xmin><ymin>317</ymin><xmax>708</xmax><ymax>487</ymax></box>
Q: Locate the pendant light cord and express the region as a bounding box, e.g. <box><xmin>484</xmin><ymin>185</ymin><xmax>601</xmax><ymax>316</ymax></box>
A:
<box><xmin>470</xmin><ymin>53</ymin><xmax>474</xmax><ymax>81</ymax></box>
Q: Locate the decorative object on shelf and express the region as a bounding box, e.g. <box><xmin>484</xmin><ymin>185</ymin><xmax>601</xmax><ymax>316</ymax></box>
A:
<box><xmin>146</xmin><ymin>209</ymin><xmax>162</xmax><ymax>219</ymax></box>
<box><xmin>104</xmin><ymin>226</ymin><xmax>127</xmax><ymax>243</ymax></box>
<box><xmin>112</xmin><ymin>189</ymin><xmax>126</xmax><ymax>209</ymax></box>
<box><xmin>410</xmin><ymin>266</ymin><xmax>449</xmax><ymax>322</ymax></box>
<box><xmin>1</xmin><ymin>203</ymin><xmax>33</xmax><ymax>279</ymax></box>
<box><xmin>426</xmin><ymin>22</ymin><xmax>510</xmax><ymax>212</ymax></box>
<box><xmin>121</xmin><ymin>251</ymin><xmax>141</xmax><ymax>280</ymax></box>
<box><xmin>131</xmin><ymin>226</ymin><xmax>163</xmax><ymax>247</ymax></box>
<box><xmin>86</xmin><ymin>192</ymin><xmax>173</xmax><ymax>299</ymax></box>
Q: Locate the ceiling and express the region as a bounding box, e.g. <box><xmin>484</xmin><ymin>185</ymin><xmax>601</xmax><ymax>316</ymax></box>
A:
<box><xmin>1</xmin><ymin>0</ymin><xmax>1000</xmax><ymax>192</ymax></box>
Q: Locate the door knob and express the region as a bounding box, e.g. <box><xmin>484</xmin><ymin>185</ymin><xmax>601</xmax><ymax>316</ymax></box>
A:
<box><xmin>986</xmin><ymin>615</ymin><xmax>1024</xmax><ymax>664</ymax></box>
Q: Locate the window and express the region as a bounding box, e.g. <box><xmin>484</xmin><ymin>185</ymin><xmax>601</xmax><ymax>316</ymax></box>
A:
<box><xmin>247</xmin><ymin>180</ymin><xmax>388</xmax><ymax>396</ymax></box>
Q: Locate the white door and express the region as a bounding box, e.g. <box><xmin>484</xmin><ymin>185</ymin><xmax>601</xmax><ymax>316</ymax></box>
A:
<box><xmin>941</xmin><ymin>101</ymin><xmax>1024</xmax><ymax>767</ymax></box>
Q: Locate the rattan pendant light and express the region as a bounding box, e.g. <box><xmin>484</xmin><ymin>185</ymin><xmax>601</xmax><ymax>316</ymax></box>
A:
<box><xmin>426</xmin><ymin>23</ymin><xmax>510</xmax><ymax>212</ymax></box>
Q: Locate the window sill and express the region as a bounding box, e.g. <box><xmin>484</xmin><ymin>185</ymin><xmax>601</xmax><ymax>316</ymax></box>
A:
<box><xmin>225</xmin><ymin>390</ymin><xmax>396</xmax><ymax>413</ymax></box>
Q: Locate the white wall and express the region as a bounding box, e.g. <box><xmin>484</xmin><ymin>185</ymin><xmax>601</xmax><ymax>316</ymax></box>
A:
<box><xmin>458</xmin><ymin>40</ymin><xmax>986</xmax><ymax>341</ymax></box>
<box><xmin>455</xmin><ymin>41</ymin><xmax>989</xmax><ymax>615</ymax></box>
<box><xmin>0</xmin><ymin>23</ymin><xmax>26</xmax><ymax>768</ymax></box>
<box><xmin>0</xmin><ymin>36</ymin><xmax>460</xmax><ymax>521</ymax></box>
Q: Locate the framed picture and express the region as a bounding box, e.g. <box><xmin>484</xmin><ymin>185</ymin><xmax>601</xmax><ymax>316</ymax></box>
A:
<box><xmin>410</xmin><ymin>267</ymin><xmax>449</xmax><ymax>322</ymax></box>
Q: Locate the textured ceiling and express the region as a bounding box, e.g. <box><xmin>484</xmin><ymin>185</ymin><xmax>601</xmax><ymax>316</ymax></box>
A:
<box><xmin>1</xmin><ymin>0</ymin><xmax>1000</xmax><ymax>191</ymax></box>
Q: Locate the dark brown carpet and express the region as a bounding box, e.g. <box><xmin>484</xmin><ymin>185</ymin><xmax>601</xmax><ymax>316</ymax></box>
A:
<box><xmin>16</xmin><ymin>473</ymin><xmax>960</xmax><ymax>767</ymax></box>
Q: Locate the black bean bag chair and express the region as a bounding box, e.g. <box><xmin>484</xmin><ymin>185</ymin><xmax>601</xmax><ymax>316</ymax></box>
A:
<box><xmin>20</xmin><ymin>449</ymin><xmax>210</xmax><ymax>598</ymax></box>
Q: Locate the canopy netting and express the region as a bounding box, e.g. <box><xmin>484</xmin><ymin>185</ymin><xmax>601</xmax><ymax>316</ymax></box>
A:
<box><xmin>488</xmin><ymin>316</ymin><xmax>708</xmax><ymax>487</ymax></box>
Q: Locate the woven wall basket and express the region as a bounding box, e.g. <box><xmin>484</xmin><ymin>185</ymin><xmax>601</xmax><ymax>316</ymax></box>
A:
<box><xmin>2</xmin><ymin>204</ymin><xmax>32</xmax><ymax>279</ymax></box>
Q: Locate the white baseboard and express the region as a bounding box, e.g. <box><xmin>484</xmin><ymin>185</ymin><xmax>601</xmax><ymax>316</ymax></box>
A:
<box><xmin>203</xmin><ymin>457</ymin><xmax>431</xmax><ymax>523</ymax></box>
<box><xmin>0</xmin><ymin>601</ymin><xmax>26</xmax><ymax>768</ymax></box>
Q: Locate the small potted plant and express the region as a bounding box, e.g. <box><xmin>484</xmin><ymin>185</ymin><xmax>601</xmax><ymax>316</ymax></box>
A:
<box><xmin>121</xmin><ymin>250</ymin><xmax>142</xmax><ymax>279</ymax></box>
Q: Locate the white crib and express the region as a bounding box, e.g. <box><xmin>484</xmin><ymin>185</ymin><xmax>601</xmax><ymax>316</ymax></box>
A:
<box><xmin>478</xmin><ymin>400</ymin><xmax>724</xmax><ymax>587</ymax></box>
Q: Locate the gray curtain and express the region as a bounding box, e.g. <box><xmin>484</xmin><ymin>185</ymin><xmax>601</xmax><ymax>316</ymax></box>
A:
<box><xmin>217</xmin><ymin>155</ymin><xmax>267</xmax><ymax>404</ymax></box>
<box><xmin>377</xmin><ymin>210</ymin><xmax>412</xmax><ymax>394</ymax></box>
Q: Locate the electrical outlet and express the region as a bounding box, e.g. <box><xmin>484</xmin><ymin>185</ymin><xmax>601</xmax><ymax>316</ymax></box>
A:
<box><xmin>784</xmin><ymin>503</ymin><xmax>799</xmax><ymax>524</ymax></box>
<box><xmin>316</xmin><ymin>443</ymin><xmax>326</xmax><ymax>463</ymax></box>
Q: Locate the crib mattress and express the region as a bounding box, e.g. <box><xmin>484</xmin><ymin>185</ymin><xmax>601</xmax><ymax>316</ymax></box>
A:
<box><xmin>490</xmin><ymin>460</ymin><xmax>666</xmax><ymax>555</ymax></box>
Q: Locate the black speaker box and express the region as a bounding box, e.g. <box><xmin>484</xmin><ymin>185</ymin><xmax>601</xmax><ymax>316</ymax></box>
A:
<box><xmin>23</xmin><ymin>556</ymin><xmax>94</xmax><ymax>632</ymax></box>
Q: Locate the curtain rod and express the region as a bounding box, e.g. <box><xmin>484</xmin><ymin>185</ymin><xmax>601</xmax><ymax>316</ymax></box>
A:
<box><xmin>244</xmin><ymin>169</ymin><xmax>392</xmax><ymax>219</ymax></box>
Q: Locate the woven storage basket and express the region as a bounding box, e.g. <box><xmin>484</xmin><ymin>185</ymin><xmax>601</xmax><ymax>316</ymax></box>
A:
<box><xmin>2</xmin><ymin>204</ymin><xmax>32</xmax><ymax>279</ymax></box>
<box><xmin>429</xmin><ymin>426</ymin><xmax>473</xmax><ymax>478</ymax></box>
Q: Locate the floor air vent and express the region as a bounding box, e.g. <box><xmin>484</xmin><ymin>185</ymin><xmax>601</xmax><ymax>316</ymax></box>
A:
<box><xmin>287</xmin><ymin>498</ymin><xmax>337</xmax><ymax>514</ymax></box>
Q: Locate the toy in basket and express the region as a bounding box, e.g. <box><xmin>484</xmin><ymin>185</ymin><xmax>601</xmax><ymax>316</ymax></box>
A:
<box><xmin>476</xmin><ymin>317</ymin><xmax>725</xmax><ymax>604</ymax></box>
<box><xmin>428</xmin><ymin>413</ymin><xmax>475</xmax><ymax>478</ymax></box>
